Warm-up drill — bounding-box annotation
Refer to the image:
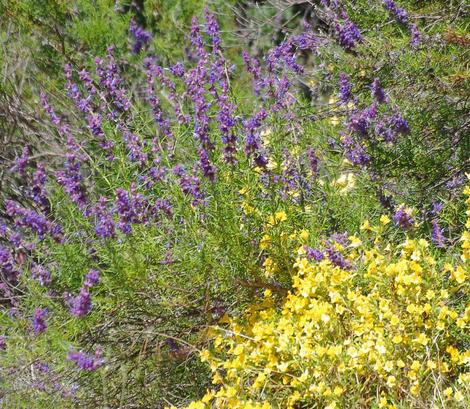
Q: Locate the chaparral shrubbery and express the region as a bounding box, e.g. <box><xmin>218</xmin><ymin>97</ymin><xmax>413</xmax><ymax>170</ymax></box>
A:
<box><xmin>0</xmin><ymin>1</ymin><xmax>468</xmax><ymax>408</ymax></box>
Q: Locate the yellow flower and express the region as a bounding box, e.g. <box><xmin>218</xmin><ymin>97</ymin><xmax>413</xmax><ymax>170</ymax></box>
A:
<box><xmin>411</xmin><ymin>361</ymin><xmax>421</xmax><ymax>371</ymax></box>
<box><xmin>386</xmin><ymin>375</ymin><xmax>396</xmax><ymax>387</ymax></box>
<box><xmin>426</xmin><ymin>360</ymin><xmax>437</xmax><ymax>370</ymax></box>
<box><xmin>410</xmin><ymin>383</ymin><xmax>420</xmax><ymax>396</ymax></box>
<box><xmin>260</xmin><ymin>234</ymin><xmax>271</xmax><ymax>250</ymax></box>
<box><xmin>454</xmin><ymin>390</ymin><xmax>464</xmax><ymax>402</ymax></box>
<box><xmin>380</xmin><ymin>215</ymin><xmax>391</xmax><ymax>225</ymax></box>
<box><xmin>268</xmin><ymin>211</ymin><xmax>287</xmax><ymax>224</ymax></box>
<box><xmin>187</xmin><ymin>402</ymin><xmax>205</xmax><ymax>409</ymax></box>
<box><xmin>378</xmin><ymin>397</ymin><xmax>388</xmax><ymax>408</ymax></box>
<box><xmin>451</xmin><ymin>266</ymin><xmax>466</xmax><ymax>284</ymax></box>
<box><xmin>414</xmin><ymin>333</ymin><xmax>429</xmax><ymax>346</ymax></box>
<box><xmin>360</xmin><ymin>220</ymin><xmax>372</xmax><ymax>230</ymax></box>
<box><xmin>299</xmin><ymin>229</ymin><xmax>309</xmax><ymax>241</ymax></box>
<box><xmin>333</xmin><ymin>386</ymin><xmax>344</xmax><ymax>396</ymax></box>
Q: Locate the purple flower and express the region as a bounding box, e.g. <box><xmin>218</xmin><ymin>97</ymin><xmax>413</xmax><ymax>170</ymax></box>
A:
<box><xmin>393</xmin><ymin>205</ymin><xmax>414</xmax><ymax>229</ymax></box>
<box><xmin>170</xmin><ymin>62</ymin><xmax>185</xmax><ymax>77</ymax></box>
<box><xmin>5</xmin><ymin>200</ymin><xmax>62</xmax><ymax>241</ymax></box>
<box><xmin>114</xmin><ymin>185</ymin><xmax>153</xmax><ymax>234</ymax></box>
<box><xmin>304</xmin><ymin>246</ymin><xmax>324</xmax><ymax>261</ymax></box>
<box><xmin>371</xmin><ymin>78</ymin><xmax>388</xmax><ymax>104</ymax></box>
<box><xmin>292</xmin><ymin>31</ymin><xmax>318</xmax><ymax>51</ymax></box>
<box><xmin>64</xmin><ymin>64</ymin><xmax>88</xmax><ymax>112</ymax></box>
<box><xmin>307</xmin><ymin>148</ymin><xmax>320</xmax><ymax>177</ymax></box>
<box><xmin>11</xmin><ymin>147</ymin><xmax>30</xmax><ymax>174</ymax></box>
<box><xmin>383</xmin><ymin>0</ymin><xmax>409</xmax><ymax>25</ymax></box>
<box><xmin>91</xmin><ymin>197</ymin><xmax>115</xmax><ymax>238</ymax></box>
<box><xmin>40</xmin><ymin>92</ymin><xmax>62</xmax><ymax>128</ymax></box>
<box><xmin>69</xmin><ymin>287</ymin><xmax>92</xmax><ymax>317</ymax></box>
<box><xmin>198</xmin><ymin>147</ymin><xmax>216</xmax><ymax>181</ymax></box>
<box><xmin>446</xmin><ymin>174</ymin><xmax>465</xmax><ymax>190</ymax></box>
<box><xmin>431</xmin><ymin>202</ymin><xmax>443</xmax><ymax>215</ymax></box>
<box><xmin>329</xmin><ymin>232</ymin><xmax>349</xmax><ymax>246</ymax></box>
<box><xmin>348</xmin><ymin>104</ymin><xmax>377</xmax><ymax>136</ymax></box>
<box><xmin>32</xmin><ymin>308</ymin><xmax>48</xmax><ymax>334</ymax></box>
<box><xmin>338</xmin><ymin>73</ymin><xmax>352</xmax><ymax>104</ymax></box>
<box><xmin>144</xmin><ymin>64</ymin><xmax>174</xmax><ymax>139</ymax></box>
<box><xmin>431</xmin><ymin>219</ymin><xmax>446</xmax><ymax>248</ymax></box>
<box><xmin>342</xmin><ymin>135</ymin><xmax>370</xmax><ymax>166</ymax></box>
<box><xmin>56</xmin><ymin>146</ymin><xmax>88</xmax><ymax>210</ymax></box>
<box><xmin>336</xmin><ymin>12</ymin><xmax>362</xmax><ymax>50</ymax></box>
<box><xmin>204</xmin><ymin>8</ymin><xmax>221</xmax><ymax>51</ymax></box>
<box><xmin>33</xmin><ymin>362</ymin><xmax>50</xmax><ymax>373</ymax></box>
<box><xmin>95</xmin><ymin>48</ymin><xmax>130</xmax><ymax>116</ymax></box>
<box><xmin>190</xmin><ymin>16</ymin><xmax>207</xmax><ymax>59</ymax></box>
<box><xmin>321</xmin><ymin>0</ymin><xmax>340</xmax><ymax>8</ymax></box>
<box><xmin>67</xmin><ymin>348</ymin><xmax>104</xmax><ymax>371</ymax></box>
<box><xmin>129</xmin><ymin>18</ymin><xmax>152</xmax><ymax>54</ymax></box>
<box><xmin>410</xmin><ymin>24</ymin><xmax>421</xmax><ymax>46</ymax></box>
<box><xmin>154</xmin><ymin>199</ymin><xmax>173</xmax><ymax>218</ymax></box>
<box><xmin>173</xmin><ymin>165</ymin><xmax>205</xmax><ymax>206</ymax></box>
<box><xmin>0</xmin><ymin>245</ymin><xmax>20</xmax><ymax>281</ymax></box>
<box><xmin>242</xmin><ymin>51</ymin><xmax>263</xmax><ymax>95</ymax></box>
<box><xmin>32</xmin><ymin>164</ymin><xmax>49</xmax><ymax>211</ymax></box>
<box><xmin>31</xmin><ymin>265</ymin><xmax>52</xmax><ymax>286</ymax></box>
<box><xmin>266</xmin><ymin>40</ymin><xmax>304</xmax><ymax>74</ymax></box>
<box><xmin>122</xmin><ymin>129</ymin><xmax>148</xmax><ymax>167</ymax></box>
<box><xmin>244</xmin><ymin>109</ymin><xmax>267</xmax><ymax>159</ymax></box>
<box><xmin>326</xmin><ymin>247</ymin><xmax>350</xmax><ymax>270</ymax></box>
<box><xmin>84</xmin><ymin>269</ymin><xmax>100</xmax><ymax>288</ymax></box>
<box><xmin>0</xmin><ymin>336</ymin><xmax>6</xmax><ymax>350</ymax></box>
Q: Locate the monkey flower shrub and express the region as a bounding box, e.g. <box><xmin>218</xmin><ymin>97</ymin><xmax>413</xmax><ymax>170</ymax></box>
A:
<box><xmin>184</xmin><ymin>181</ymin><xmax>470</xmax><ymax>409</ymax></box>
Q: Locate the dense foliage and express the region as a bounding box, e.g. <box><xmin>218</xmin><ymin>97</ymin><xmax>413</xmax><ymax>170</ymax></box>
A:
<box><xmin>0</xmin><ymin>1</ymin><xmax>468</xmax><ymax>408</ymax></box>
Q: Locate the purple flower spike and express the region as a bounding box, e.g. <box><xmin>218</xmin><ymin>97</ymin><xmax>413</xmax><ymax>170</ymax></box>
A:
<box><xmin>338</xmin><ymin>73</ymin><xmax>352</xmax><ymax>104</ymax></box>
<box><xmin>129</xmin><ymin>18</ymin><xmax>152</xmax><ymax>54</ymax></box>
<box><xmin>84</xmin><ymin>269</ymin><xmax>100</xmax><ymax>288</ymax></box>
<box><xmin>326</xmin><ymin>247</ymin><xmax>350</xmax><ymax>270</ymax></box>
<box><xmin>0</xmin><ymin>246</ymin><xmax>20</xmax><ymax>281</ymax></box>
<box><xmin>190</xmin><ymin>16</ymin><xmax>207</xmax><ymax>59</ymax></box>
<box><xmin>32</xmin><ymin>164</ymin><xmax>49</xmax><ymax>211</ymax></box>
<box><xmin>336</xmin><ymin>12</ymin><xmax>362</xmax><ymax>50</ymax></box>
<box><xmin>68</xmin><ymin>348</ymin><xmax>104</xmax><ymax>371</ymax></box>
<box><xmin>304</xmin><ymin>246</ymin><xmax>325</xmax><ymax>261</ymax></box>
<box><xmin>32</xmin><ymin>265</ymin><xmax>52</xmax><ymax>286</ymax></box>
<box><xmin>204</xmin><ymin>8</ymin><xmax>221</xmax><ymax>51</ymax></box>
<box><xmin>5</xmin><ymin>200</ymin><xmax>62</xmax><ymax>241</ymax></box>
<box><xmin>431</xmin><ymin>202</ymin><xmax>443</xmax><ymax>215</ymax></box>
<box><xmin>393</xmin><ymin>205</ymin><xmax>414</xmax><ymax>229</ymax></box>
<box><xmin>198</xmin><ymin>147</ymin><xmax>216</xmax><ymax>181</ymax></box>
<box><xmin>371</xmin><ymin>78</ymin><xmax>388</xmax><ymax>104</ymax></box>
<box><xmin>342</xmin><ymin>135</ymin><xmax>370</xmax><ymax>166</ymax></box>
<box><xmin>32</xmin><ymin>308</ymin><xmax>48</xmax><ymax>334</ymax></box>
<box><xmin>92</xmin><ymin>197</ymin><xmax>116</xmax><ymax>239</ymax></box>
<box><xmin>307</xmin><ymin>148</ymin><xmax>320</xmax><ymax>177</ymax></box>
<box><xmin>410</xmin><ymin>24</ymin><xmax>421</xmax><ymax>46</ymax></box>
<box><xmin>244</xmin><ymin>109</ymin><xmax>267</xmax><ymax>158</ymax></box>
<box><xmin>11</xmin><ymin>147</ymin><xmax>30</xmax><ymax>174</ymax></box>
<box><xmin>69</xmin><ymin>287</ymin><xmax>92</xmax><ymax>317</ymax></box>
<box><xmin>431</xmin><ymin>219</ymin><xmax>446</xmax><ymax>248</ymax></box>
<box><xmin>173</xmin><ymin>165</ymin><xmax>205</xmax><ymax>206</ymax></box>
<box><xmin>348</xmin><ymin>104</ymin><xmax>377</xmax><ymax>136</ymax></box>
<box><xmin>383</xmin><ymin>0</ymin><xmax>409</xmax><ymax>26</ymax></box>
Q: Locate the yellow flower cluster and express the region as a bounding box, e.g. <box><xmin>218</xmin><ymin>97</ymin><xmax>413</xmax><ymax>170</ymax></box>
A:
<box><xmin>184</xmin><ymin>184</ymin><xmax>470</xmax><ymax>409</ymax></box>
